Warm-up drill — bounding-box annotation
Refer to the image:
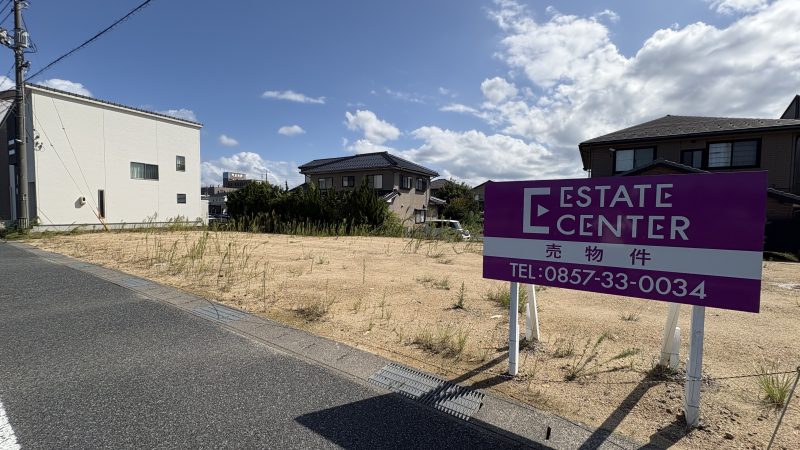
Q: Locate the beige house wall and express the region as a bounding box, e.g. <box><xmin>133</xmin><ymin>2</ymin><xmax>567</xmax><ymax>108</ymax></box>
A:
<box><xmin>308</xmin><ymin>168</ymin><xmax>433</xmax><ymax>225</ymax></box>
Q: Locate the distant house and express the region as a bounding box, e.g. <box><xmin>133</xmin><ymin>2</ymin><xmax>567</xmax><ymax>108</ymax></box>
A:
<box><xmin>429</xmin><ymin>178</ymin><xmax>447</xmax><ymax>197</ymax></box>
<box><xmin>298</xmin><ymin>151</ymin><xmax>440</xmax><ymax>224</ymax></box>
<box><xmin>0</xmin><ymin>84</ymin><xmax>203</xmax><ymax>229</ymax></box>
<box><xmin>200</xmin><ymin>172</ymin><xmax>255</xmax><ymax>215</ymax></box>
<box><xmin>578</xmin><ymin>96</ymin><xmax>800</xmax><ymax>220</ymax></box>
<box><xmin>471</xmin><ymin>180</ymin><xmax>491</xmax><ymax>212</ymax></box>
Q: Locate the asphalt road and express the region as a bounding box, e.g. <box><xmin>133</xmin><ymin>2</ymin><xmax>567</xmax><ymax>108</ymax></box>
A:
<box><xmin>0</xmin><ymin>243</ymin><xmax>528</xmax><ymax>449</ymax></box>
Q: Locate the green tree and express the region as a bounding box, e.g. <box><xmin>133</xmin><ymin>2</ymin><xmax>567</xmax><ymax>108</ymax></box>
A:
<box><xmin>225</xmin><ymin>178</ymin><xmax>393</xmax><ymax>234</ymax></box>
<box><xmin>436</xmin><ymin>180</ymin><xmax>479</xmax><ymax>222</ymax></box>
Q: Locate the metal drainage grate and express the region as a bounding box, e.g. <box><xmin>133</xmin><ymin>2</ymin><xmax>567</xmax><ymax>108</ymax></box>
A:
<box><xmin>117</xmin><ymin>276</ymin><xmax>153</xmax><ymax>288</ymax></box>
<box><xmin>192</xmin><ymin>304</ymin><xmax>248</xmax><ymax>323</ymax></box>
<box><xmin>369</xmin><ymin>363</ymin><xmax>484</xmax><ymax>420</ymax></box>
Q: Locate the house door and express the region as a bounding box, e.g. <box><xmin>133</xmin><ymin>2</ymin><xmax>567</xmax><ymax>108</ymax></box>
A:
<box><xmin>98</xmin><ymin>190</ymin><xmax>105</xmax><ymax>219</ymax></box>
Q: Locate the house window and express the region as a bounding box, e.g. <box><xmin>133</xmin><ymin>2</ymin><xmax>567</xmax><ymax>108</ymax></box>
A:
<box><xmin>176</xmin><ymin>155</ymin><xmax>186</xmax><ymax>172</ymax></box>
<box><xmin>177</xmin><ymin>193</ymin><xmax>187</xmax><ymax>204</ymax></box>
<box><xmin>614</xmin><ymin>147</ymin><xmax>654</xmax><ymax>173</ymax></box>
<box><xmin>708</xmin><ymin>140</ymin><xmax>758</xmax><ymax>168</ymax></box>
<box><xmin>681</xmin><ymin>150</ymin><xmax>703</xmax><ymax>169</ymax></box>
<box><xmin>367</xmin><ymin>174</ymin><xmax>383</xmax><ymax>189</ymax></box>
<box><xmin>416</xmin><ymin>178</ymin><xmax>426</xmax><ymax>191</ymax></box>
<box><xmin>130</xmin><ymin>162</ymin><xmax>159</xmax><ymax>180</ymax></box>
<box><xmin>342</xmin><ymin>176</ymin><xmax>355</xmax><ymax>187</ymax></box>
<box><xmin>414</xmin><ymin>209</ymin><xmax>426</xmax><ymax>224</ymax></box>
<box><xmin>400</xmin><ymin>175</ymin><xmax>413</xmax><ymax>190</ymax></box>
<box><xmin>318</xmin><ymin>177</ymin><xmax>334</xmax><ymax>189</ymax></box>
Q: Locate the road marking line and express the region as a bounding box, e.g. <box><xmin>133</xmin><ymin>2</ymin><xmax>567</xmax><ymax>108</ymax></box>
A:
<box><xmin>0</xmin><ymin>398</ymin><xmax>20</xmax><ymax>450</ymax></box>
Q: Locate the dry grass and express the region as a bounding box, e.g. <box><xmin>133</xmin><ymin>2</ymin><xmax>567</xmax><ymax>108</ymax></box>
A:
<box><xmin>26</xmin><ymin>230</ymin><xmax>800</xmax><ymax>450</ymax></box>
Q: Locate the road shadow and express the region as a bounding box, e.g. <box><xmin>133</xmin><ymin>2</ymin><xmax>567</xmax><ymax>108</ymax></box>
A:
<box><xmin>295</xmin><ymin>392</ymin><xmax>553</xmax><ymax>449</ymax></box>
<box><xmin>576</xmin><ymin>379</ymin><xmax>689</xmax><ymax>450</ymax></box>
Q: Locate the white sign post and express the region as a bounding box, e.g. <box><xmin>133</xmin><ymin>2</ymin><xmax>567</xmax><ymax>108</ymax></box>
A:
<box><xmin>525</xmin><ymin>284</ymin><xmax>540</xmax><ymax>342</ymax></box>
<box><xmin>659</xmin><ymin>303</ymin><xmax>681</xmax><ymax>368</ymax></box>
<box><xmin>508</xmin><ymin>281</ymin><xmax>520</xmax><ymax>376</ymax></box>
<box><xmin>684</xmin><ymin>305</ymin><xmax>706</xmax><ymax>427</ymax></box>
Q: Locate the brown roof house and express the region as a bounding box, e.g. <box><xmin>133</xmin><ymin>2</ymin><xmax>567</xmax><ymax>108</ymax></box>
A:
<box><xmin>298</xmin><ymin>151</ymin><xmax>442</xmax><ymax>225</ymax></box>
<box><xmin>578</xmin><ymin>95</ymin><xmax>800</xmax><ymax>252</ymax></box>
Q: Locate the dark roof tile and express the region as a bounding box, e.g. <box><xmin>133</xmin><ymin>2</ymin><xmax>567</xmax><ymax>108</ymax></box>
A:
<box><xmin>580</xmin><ymin>115</ymin><xmax>800</xmax><ymax>147</ymax></box>
<box><xmin>300</xmin><ymin>151</ymin><xmax>438</xmax><ymax>177</ymax></box>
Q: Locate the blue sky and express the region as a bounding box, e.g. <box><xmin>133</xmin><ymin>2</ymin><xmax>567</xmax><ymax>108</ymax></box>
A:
<box><xmin>8</xmin><ymin>0</ymin><xmax>799</xmax><ymax>186</ymax></box>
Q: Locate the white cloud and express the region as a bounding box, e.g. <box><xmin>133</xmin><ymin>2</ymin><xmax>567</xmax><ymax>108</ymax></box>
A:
<box><xmin>384</xmin><ymin>88</ymin><xmax>427</xmax><ymax>103</ymax></box>
<box><xmin>262</xmin><ymin>90</ymin><xmax>325</xmax><ymax>104</ymax></box>
<box><xmin>201</xmin><ymin>151</ymin><xmax>304</xmax><ymax>188</ymax></box>
<box><xmin>420</xmin><ymin>0</ymin><xmax>800</xmax><ymax>181</ymax></box>
<box><xmin>278</xmin><ymin>125</ymin><xmax>306</xmax><ymax>136</ymax></box>
<box><xmin>438</xmin><ymin>87</ymin><xmax>456</xmax><ymax>97</ymax></box>
<box><xmin>348</xmin><ymin>139</ymin><xmax>397</xmax><ymax>154</ymax></box>
<box><xmin>592</xmin><ymin>9</ymin><xmax>620</xmax><ymax>23</ymax></box>
<box><xmin>344</xmin><ymin>109</ymin><xmax>400</xmax><ymax>145</ymax></box>
<box><xmin>39</xmin><ymin>79</ymin><xmax>92</xmax><ymax>97</ymax></box>
<box><xmin>219</xmin><ymin>134</ymin><xmax>239</xmax><ymax>147</ymax></box>
<box><xmin>399</xmin><ymin>127</ymin><xmax>568</xmax><ymax>186</ymax></box>
<box><xmin>158</xmin><ymin>108</ymin><xmax>197</xmax><ymax>122</ymax></box>
<box><xmin>0</xmin><ymin>76</ymin><xmax>13</xmax><ymax>91</ymax></box>
<box><xmin>708</xmin><ymin>0</ymin><xmax>769</xmax><ymax>15</ymax></box>
<box><xmin>440</xmin><ymin>103</ymin><xmax>481</xmax><ymax>115</ymax></box>
<box><xmin>481</xmin><ymin>77</ymin><xmax>518</xmax><ymax>105</ymax></box>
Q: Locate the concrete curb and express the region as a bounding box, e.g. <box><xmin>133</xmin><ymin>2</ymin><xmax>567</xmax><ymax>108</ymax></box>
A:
<box><xmin>9</xmin><ymin>241</ymin><xmax>648</xmax><ymax>450</ymax></box>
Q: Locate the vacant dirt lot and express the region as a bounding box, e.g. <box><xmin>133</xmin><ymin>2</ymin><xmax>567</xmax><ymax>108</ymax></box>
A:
<box><xmin>27</xmin><ymin>230</ymin><xmax>800</xmax><ymax>449</ymax></box>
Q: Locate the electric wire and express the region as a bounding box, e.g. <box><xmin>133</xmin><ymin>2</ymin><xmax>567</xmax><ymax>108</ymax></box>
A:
<box><xmin>0</xmin><ymin>0</ymin><xmax>12</xmax><ymax>26</ymax></box>
<box><xmin>32</xmin><ymin>110</ymin><xmax>102</xmax><ymax>223</ymax></box>
<box><xmin>21</xmin><ymin>14</ymin><xmax>37</xmax><ymax>54</ymax></box>
<box><xmin>0</xmin><ymin>9</ymin><xmax>11</xmax><ymax>29</ymax></box>
<box><xmin>48</xmin><ymin>97</ymin><xmax>99</xmax><ymax>211</ymax></box>
<box><xmin>27</xmin><ymin>0</ymin><xmax>156</xmax><ymax>81</ymax></box>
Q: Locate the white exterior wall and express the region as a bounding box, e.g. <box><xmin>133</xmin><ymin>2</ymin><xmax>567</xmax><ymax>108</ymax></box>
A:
<box><xmin>29</xmin><ymin>88</ymin><xmax>202</xmax><ymax>226</ymax></box>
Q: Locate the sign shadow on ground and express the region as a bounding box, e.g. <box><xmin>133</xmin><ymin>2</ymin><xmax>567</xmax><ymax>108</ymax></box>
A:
<box><xmin>294</xmin><ymin>393</ymin><xmax>553</xmax><ymax>449</ymax></box>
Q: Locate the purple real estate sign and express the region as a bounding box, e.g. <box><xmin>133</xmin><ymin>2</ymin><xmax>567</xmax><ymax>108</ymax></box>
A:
<box><xmin>482</xmin><ymin>172</ymin><xmax>768</xmax><ymax>313</ymax></box>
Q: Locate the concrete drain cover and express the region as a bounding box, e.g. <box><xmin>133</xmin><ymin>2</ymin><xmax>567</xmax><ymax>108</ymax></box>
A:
<box><xmin>369</xmin><ymin>363</ymin><xmax>484</xmax><ymax>420</ymax></box>
<box><xmin>192</xmin><ymin>304</ymin><xmax>248</xmax><ymax>323</ymax></box>
<box><xmin>117</xmin><ymin>276</ymin><xmax>152</xmax><ymax>288</ymax></box>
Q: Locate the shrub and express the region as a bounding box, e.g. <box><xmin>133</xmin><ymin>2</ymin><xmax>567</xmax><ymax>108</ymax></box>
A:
<box><xmin>756</xmin><ymin>362</ymin><xmax>795</xmax><ymax>408</ymax></box>
<box><xmin>487</xmin><ymin>285</ymin><xmax>527</xmax><ymax>313</ymax></box>
<box><xmin>226</xmin><ymin>179</ymin><xmax>399</xmax><ymax>235</ymax></box>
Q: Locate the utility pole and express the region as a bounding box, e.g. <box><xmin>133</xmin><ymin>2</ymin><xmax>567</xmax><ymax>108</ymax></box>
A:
<box><xmin>13</xmin><ymin>0</ymin><xmax>30</xmax><ymax>229</ymax></box>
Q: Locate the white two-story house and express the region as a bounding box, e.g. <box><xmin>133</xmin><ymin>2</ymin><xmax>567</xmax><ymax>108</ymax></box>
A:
<box><xmin>0</xmin><ymin>84</ymin><xmax>203</xmax><ymax>230</ymax></box>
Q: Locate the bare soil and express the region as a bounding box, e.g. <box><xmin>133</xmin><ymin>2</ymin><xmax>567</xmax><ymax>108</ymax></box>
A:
<box><xmin>27</xmin><ymin>230</ymin><xmax>800</xmax><ymax>449</ymax></box>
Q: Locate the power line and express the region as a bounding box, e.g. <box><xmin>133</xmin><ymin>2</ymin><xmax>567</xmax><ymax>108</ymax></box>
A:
<box><xmin>49</xmin><ymin>97</ymin><xmax>99</xmax><ymax>211</ymax></box>
<box><xmin>27</xmin><ymin>0</ymin><xmax>156</xmax><ymax>81</ymax></box>
<box><xmin>0</xmin><ymin>7</ymin><xmax>12</xmax><ymax>28</ymax></box>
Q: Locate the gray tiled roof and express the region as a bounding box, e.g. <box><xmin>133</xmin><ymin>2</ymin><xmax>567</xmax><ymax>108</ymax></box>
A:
<box><xmin>299</xmin><ymin>151</ymin><xmax>439</xmax><ymax>177</ymax></box>
<box><xmin>620</xmin><ymin>159</ymin><xmax>800</xmax><ymax>204</ymax></box>
<box><xmin>429</xmin><ymin>179</ymin><xmax>448</xmax><ymax>190</ymax></box>
<box><xmin>618</xmin><ymin>158</ymin><xmax>706</xmax><ymax>176</ymax></box>
<box><xmin>580</xmin><ymin>115</ymin><xmax>800</xmax><ymax>147</ymax></box>
<box><xmin>298</xmin><ymin>157</ymin><xmax>345</xmax><ymax>170</ymax></box>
